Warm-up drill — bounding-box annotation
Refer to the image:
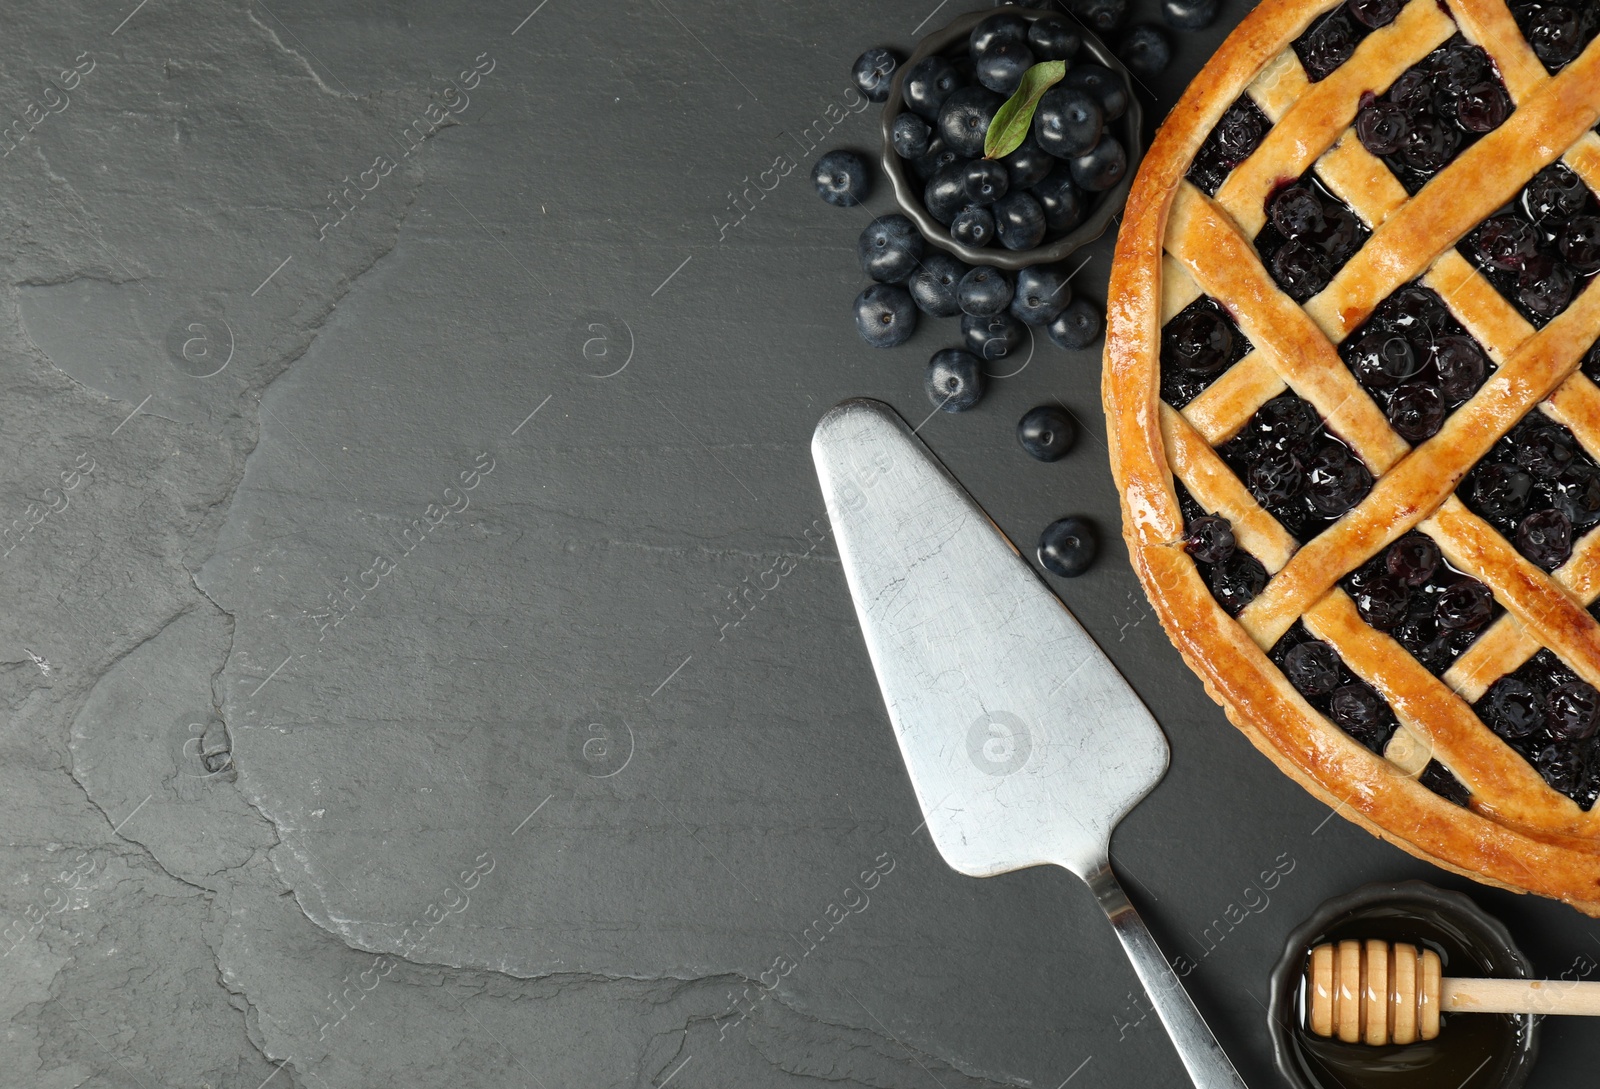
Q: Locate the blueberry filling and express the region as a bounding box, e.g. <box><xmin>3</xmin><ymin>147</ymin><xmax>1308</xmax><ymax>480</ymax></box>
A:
<box><xmin>1460</xmin><ymin>413</ymin><xmax>1600</xmax><ymax>570</ymax></box>
<box><xmin>1173</xmin><ymin>481</ymin><xmax>1270</xmax><ymax>616</ymax></box>
<box><xmin>1186</xmin><ymin>96</ymin><xmax>1272</xmax><ymax>196</ymax></box>
<box><xmin>1460</xmin><ymin>163</ymin><xmax>1600</xmax><ymax>327</ymax></box>
<box><xmin>1338</xmin><ymin>282</ymin><xmax>1494</xmax><ymax>442</ymax></box>
<box><xmin>1417</xmin><ymin>760</ymin><xmax>1473</xmax><ymax>806</ymax></box>
<box><xmin>1254</xmin><ymin>173</ymin><xmax>1369</xmax><ymax>302</ymax></box>
<box><xmin>1160</xmin><ymin>296</ymin><xmax>1253</xmax><ymax>407</ymax></box>
<box><xmin>1271</xmin><ymin>621</ymin><xmax>1399</xmax><ymax>752</ymax></box>
<box><xmin>1509</xmin><ymin>0</ymin><xmax>1600</xmax><ymax>74</ymax></box>
<box><xmin>1354</xmin><ymin>37</ymin><xmax>1512</xmax><ymax>196</ymax></box>
<box><xmin>1580</xmin><ymin>336</ymin><xmax>1600</xmax><ymax>385</ymax></box>
<box><xmin>1218</xmin><ymin>392</ymin><xmax>1374</xmax><ymax>541</ymax></box>
<box><xmin>1292</xmin><ymin>5</ymin><xmax>1373</xmax><ymax>82</ymax></box>
<box><xmin>1338</xmin><ymin>532</ymin><xmax>1500</xmax><ymax>674</ymax></box>
<box><xmin>1474</xmin><ymin>649</ymin><xmax>1600</xmax><ymax>809</ymax></box>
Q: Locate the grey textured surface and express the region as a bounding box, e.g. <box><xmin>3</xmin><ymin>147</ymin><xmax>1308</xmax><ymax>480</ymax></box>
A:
<box><xmin>2</xmin><ymin>2</ymin><xmax>1597</xmax><ymax>1088</ymax></box>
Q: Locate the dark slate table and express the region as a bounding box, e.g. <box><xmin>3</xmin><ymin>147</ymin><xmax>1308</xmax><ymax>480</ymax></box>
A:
<box><xmin>2</xmin><ymin>1</ymin><xmax>1595</xmax><ymax>1086</ymax></box>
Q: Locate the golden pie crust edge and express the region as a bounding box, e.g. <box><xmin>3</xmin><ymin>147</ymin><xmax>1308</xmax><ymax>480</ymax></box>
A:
<box><xmin>1102</xmin><ymin>0</ymin><xmax>1600</xmax><ymax>915</ymax></box>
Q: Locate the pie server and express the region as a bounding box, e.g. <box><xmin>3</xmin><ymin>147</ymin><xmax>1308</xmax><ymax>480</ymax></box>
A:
<box><xmin>811</xmin><ymin>398</ymin><xmax>1248</xmax><ymax>1089</ymax></box>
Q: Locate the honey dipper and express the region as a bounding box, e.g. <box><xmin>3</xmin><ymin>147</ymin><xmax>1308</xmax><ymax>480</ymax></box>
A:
<box><xmin>1305</xmin><ymin>939</ymin><xmax>1600</xmax><ymax>1044</ymax></box>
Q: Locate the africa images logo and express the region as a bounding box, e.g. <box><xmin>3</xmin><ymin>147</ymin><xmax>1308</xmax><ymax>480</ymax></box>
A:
<box><xmin>966</xmin><ymin>710</ymin><xmax>1033</xmax><ymax>776</ymax></box>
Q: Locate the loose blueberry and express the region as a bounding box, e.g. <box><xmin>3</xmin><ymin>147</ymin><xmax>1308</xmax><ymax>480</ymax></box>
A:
<box><xmin>1388</xmin><ymin>381</ymin><xmax>1446</xmax><ymax>443</ymax></box>
<box><xmin>813</xmin><ymin>150</ymin><xmax>872</xmax><ymax>207</ymax></box>
<box><xmin>908</xmin><ymin>251</ymin><xmax>969</xmax><ymax>317</ymax></box>
<box><xmin>1039</xmin><ymin>515</ymin><xmax>1098</xmax><ymax>577</ymax></box>
<box><xmin>1034</xmin><ymin>86</ymin><xmax>1104</xmax><ymax>159</ymax></box>
<box><xmin>958</xmin><ymin>266</ymin><xmax>1015</xmax><ymax>316</ymax></box>
<box><xmin>1356</xmin><ymin>100</ymin><xmax>1409</xmax><ymax>156</ymax></box>
<box><xmin>1435</xmin><ymin>581</ymin><xmax>1494</xmax><ymax>631</ymax></box>
<box><xmin>892</xmin><ymin>113</ymin><xmax>933</xmax><ymax>161</ymax></box>
<box><xmin>1480</xmin><ymin>676</ymin><xmax>1545</xmax><ymax>739</ymax></box>
<box><xmin>1048</xmin><ymin>297</ymin><xmax>1103</xmax><ymax>349</ymax></box>
<box><xmin>904</xmin><ymin>56</ymin><xmax>965</xmax><ymax>121</ymax></box>
<box><xmin>1210</xmin><ymin>551</ymin><xmax>1268</xmax><ymax>613</ymax></box>
<box><xmin>1070</xmin><ymin>136</ymin><xmax>1129</xmax><ymax>192</ymax></box>
<box><xmin>857</xmin><ymin>215</ymin><xmax>925</xmax><ymax>284</ymax></box>
<box><xmin>939</xmin><ymin>86</ymin><xmax>1004</xmax><ymax>158</ymax></box>
<box><xmin>1517</xmin><ymin>507</ymin><xmax>1573</xmax><ymax>569</ymax></box>
<box><xmin>1028</xmin><ymin>16</ymin><xmax>1083</xmax><ymax>59</ymax></box>
<box><xmin>1011</xmin><ymin>265</ymin><xmax>1072</xmax><ymax>325</ymax></box>
<box><xmin>852</xmin><ymin>47</ymin><xmax>900</xmax><ymax>104</ymax></box>
<box><xmin>1162</xmin><ymin>307</ymin><xmax>1234</xmax><ymax>373</ymax></box>
<box><xmin>1070</xmin><ymin>0</ymin><xmax>1130</xmax><ymax>33</ymax></box>
<box><xmin>1347</xmin><ymin>0</ymin><xmax>1402</xmax><ymax>28</ymax></box>
<box><xmin>913</xmin><ymin>137</ymin><xmax>960</xmax><ymax>181</ymax></box>
<box><xmin>971</xmin><ymin>13</ymin><xmax>1030</xmax><ymax>54</ymax></box>
<box><xmin>977</xmin><ymin>39</ymin><xmax>1036</xmax><ymax>95</ymax></box>
<box><xmin>1386</xmin><ymin>534</ymin><xmax>1442</xmax><ymax>586</ymax></box>
<box><xmin>1018</xmin><ymin>405</ymin><xmax>1077</xmax><ymax>461</ymax></box>
<box><xmin>852</xmin><ymin>283</ymin><xmax>918</xmax><ymax>348</ymax></box>
<box><xmin>994</xmin><ymin>191</ymin><xmax>1048</xmax><ymax>250</ymax></box>
<box><xmin>1119</xmin><ymin>25</ymin><xmax>1172</xmax><ymax>78</ymax></box>
<box><xmin>1547</xmin><ymin>680</ymin><xmax>1600</xmax><ymax>741</ymax></box>
<box><xmin>1002</xmin><ymin>134</ymin><xmax>1056</xmax><ymax>189</ymax></box>
<box><xmin>963</xmin><ymin>160</ymin><xmax>1010</xmax><ymax>205</ymax></box>
<box><xmin>925</xmin><ymin>162</ymin><xmax>973</xmax><ymax>225</ymax></box>
<box><xmin>1062</xmin><ymin>64</ymin><xmax>1130</xmax><ymax>122</ymax></box>
<box><xmin>1032</xmin><ymin>165</ymin><xmax>1086</xmax><ymax>234</ymax></box>
<box><xmin>962</xmin><ymin>311</ymin><xmax>1027</xmax><ymax>361</ymax></box>
<box><xmin>951</xmin><ymin>206</ymin><xmax>997</xmax><ymax>248</ymax></box>
<box><xmin>925</xmin><ymin>348</ymin><xmax>986</xmax><ymax>412</ymax></box>
<box><xmin>1285</xmin><ymin>640</ymin><xmax>1343</xmax><ymax>697</ymax></box>
<box><xmin>1184</xmin><ymin>514</ymin><xmax>1236</xmax><ymax>563</ymax></box>
<box><xmin>1162</xmin><ymin>0</ymin><xmax>1218</xmax><ymax>30</ymax></box>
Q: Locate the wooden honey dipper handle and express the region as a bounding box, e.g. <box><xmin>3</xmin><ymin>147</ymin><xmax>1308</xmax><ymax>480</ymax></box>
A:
<box><xmin>1306</xmin><ymin>939</ymin><xmax>1600</xmax><ymax>1045</ymax></box>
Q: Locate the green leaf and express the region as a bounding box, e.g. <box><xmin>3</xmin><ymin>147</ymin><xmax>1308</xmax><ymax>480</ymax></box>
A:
<box><xmin>983</xmin><ymin>61</ymin><xmax>1066</xmax><ymax>160</ymax></box>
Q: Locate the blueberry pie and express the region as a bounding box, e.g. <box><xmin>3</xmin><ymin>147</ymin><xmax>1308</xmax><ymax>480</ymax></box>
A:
<box><xmin>1104</xmin><ymin>0</ymin><xmax>1600</xmax><ymax>912</ymax></box>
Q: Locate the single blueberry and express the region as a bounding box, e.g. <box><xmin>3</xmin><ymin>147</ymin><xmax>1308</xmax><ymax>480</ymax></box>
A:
<box><xmin>813</xmin><ymin>150</ymin><xmax>872</xmax><ymax>207</ymax></box>
<box><xmin>1038</xmin><ymin>515</ymin><xmax>1098</xmax><ymax>577</ymax></box>
<box><xmin>904</xmin><ymin>56</ymin><xmax>965</xmax><ymax>121</ymax></box>
<box><xmin>938</xmin><ymin>86</ymin><xmax>1005</xmax><ymax>158</ymax></box>
<box><xmin>1119</xmin><ymin>25</ymin><xmax>1172</xmax><ymax>78</ymax></box>
<box><xmin>1517</xmin><ymin>507</ymin><xmax>1573</xmax><ymax>569</ymax></box>
<box><xmin>1047</xmin><ymin>297</ymin><xmax>1103</xmax><ymax>349</ymax></box>
<box><xmin>1032</xmin><ymin>165</ymin><xmax>1086</xmax><ymax>233</ymax></box>
<box><xmin>1070</xmin><ymin>136</ymin><xmax>1129</xmax><ymax>192</ymax></box>
<box><xmin>963</xmin><ymin>160</ymin><xmax>1011</xmax><ymax>205</ymax></box>
<box><xmin>852</xmin><ymin>47</ymin><xmax>900</xmax><ymax>104</ymax></box>
<box><xmin>977</xmin><ymin>39</ymin><xmax>1036</xmax><ymax>95</ymax></box>
<box><xmin>1034</xmin><ymin>86</ymin><xmax>1104</xmax><ymax>158</ymax></box>
<box><xmin>1284</xmin><ymin>641</ymin><xmax>1343</xmax><ymax>698</ymax></box>
<box><xmin>1011</xmin><ymin>265</ymin><xmax>1072</xmax><ymax>325</ymax></box>
<box><xmin>924</xmin><ymin>161</ymin><xmax>973</xmax><ymax>225</ymax></box>
<box><xmin>994</xmin><ymin>191</ymin><xmax>1048</xmax><ymax>250</ymax></box>
<box><xmin>912</xmin><ymin>137</ymin><xmax>960</xmax><ymax>181</ymax></box>
<box><xmin>951</xmin><ymin>206</ymin><xmax>997</xmax><ymax>248</ymax></box>
<box><xmin>971</xmin><ymin>13</ymin><xmax>1030</xmax><ymax>54</ymax></box>
<box><xmin>1163</xmin><ymin>307</ymin><xmax>1233</xmax><ymax>372</ymax></box>
<box><xmin>853</xmin><ymin>283</ymin><xmax>918</xmax><ymax>348</ymax></box>
<box><xmin>1070</xmin><ymin>0</ymin><xmax>1129</xmax><ymax>33</ymax></box>
<box><xmin>892</xmin><ymin>113</ymin><xmax>933</xmax><ymax>161</ymax></box>
<box><xmin>958</xmin><ymin>266</ymin><xmax>1015</xmax><ymax>316</ymax></box>
<box><xmin>1162</xmin><ymin>0</ymin><xmax>1218</xmax><ymax>29</ymax></box>
<box><xmin>857</xmin><ymin>215</ymin><xmax>926</xmax><ymax>284</ymax></box>
<box><xmin>1355</xmin><ymin>100</ymin><xmax>1409</xmax><ymax>156</ymax></box>
<box><xmin>1184</xmin><ymin>515</ymin><xmax>1236</xmax><ymax>563</ymax></box>
<box><xmin>1063</xmin><ymin>64</ymin><xmax>1130</xmax><ymax>122</ymax></box>
<box><xmin>925</xmin><ymin>348</ymin><xmax>986</xmax><ymax>412</ymax></box>
<box><xmin>1028</xmin><ymin>16</ymin><xmax>1082</xmax><ymax>60</ymax></box>
<box><xmin>908</xmin><ymin>251</ymin><xmax>969</xmax><ymax>317</ymax></box>
<box><xmin>1018</xmin><ymin>405</ymin><xmax>1077</xmax><ymax>461</ymax></box>
<box><xmin>1002</xmin><ymin>134</ymin><xmax>1056</xmax><ymax>189</ymax></box>
<box><xmin>962</xmin><ymin>311</ymin><xmax>1027</xmax><ymax>361</ymax></box>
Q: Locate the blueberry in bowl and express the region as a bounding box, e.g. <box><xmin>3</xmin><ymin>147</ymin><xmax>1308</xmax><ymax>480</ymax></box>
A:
<box><xmin>879</xmin><ymin>4</ymin><xmax>1145</xmax><ymax>271</ymax></box>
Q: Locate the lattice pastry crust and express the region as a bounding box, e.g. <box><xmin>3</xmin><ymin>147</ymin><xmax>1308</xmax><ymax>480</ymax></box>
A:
<box><xmin>1105</xmin><ymin>0</ymin><xmax>1600</xmax><ymax>913</ymax></box>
